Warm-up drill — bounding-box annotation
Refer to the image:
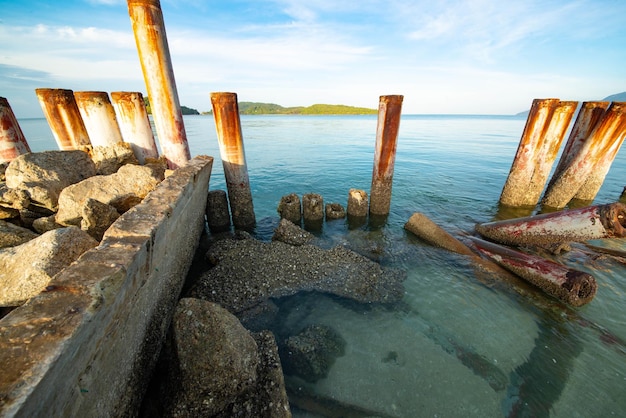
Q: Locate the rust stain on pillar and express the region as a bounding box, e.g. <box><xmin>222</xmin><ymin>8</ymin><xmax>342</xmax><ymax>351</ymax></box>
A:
<box><xmin>210</xmin><ymin>92</ymin><xmax>256</xmax><ymax>230</ymax></box>
<box><xmin>74</xmin><ymin>91</ymin><xmax>124</xmax><ymax>148</ymax></box>
<box><xmin>499</xmin><ymin>99</ymin><xmax>577</xmax><ymax>207</ymax></box>
<box><xmin>35</xmin><ymin>88</ymin><xmax>91</xmax><ymax>150</ymax></box>
<box><xmin>127</xmin><ymin>0</ymin><xmax>190</xmax><ymax>169</ymax></box>
<box><xmin>0</xmin><ymin>97</ymin><xmax>31</xmax><ymax>163</ymax></box>
<box><xmin>111</xmin><ymin>91</ymin><xmax>159</xmax><ymax>164</ymax></box>
<box><xmin>542</xmin><ymin>102</ymin><xmax>626</xmax><ymax>208</ymax></box>
<box><xmin>370</xmin><ymin>95</ymin><xmax>403</xmax><ymax>216</ymax></box>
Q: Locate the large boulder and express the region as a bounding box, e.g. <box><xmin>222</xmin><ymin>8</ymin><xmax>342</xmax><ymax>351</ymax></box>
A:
<box><xmin>89</xmin><ymin>142</ymin><xmax>139</xmax><ymax>175</ymax></box>
<box><xmin>0</xmin><ymin>226</ymin><xmax>98</xmax><ymax>306</ymax></box>
<box><xmin>0</xmin><ymin>220</ymin><xmax>39</xmax><ymax>249</ymax></box>
<box><xmin>55</xmin><ymin>164</ymin><xmax>163</xmax><ymax>226</ymax></box>
<box><xmin>4</xmin><ymin>150</ymin><xmax>96</xmax><ymax>211</ymax></box>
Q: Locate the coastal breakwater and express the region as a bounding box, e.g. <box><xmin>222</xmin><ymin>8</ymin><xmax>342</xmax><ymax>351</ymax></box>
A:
<box><xmin>0</xmin><ymin>155</ymin><xmax>212</xmax><ymax>416</ymax></box>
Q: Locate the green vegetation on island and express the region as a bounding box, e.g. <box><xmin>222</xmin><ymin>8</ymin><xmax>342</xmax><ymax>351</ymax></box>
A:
<box><xmin>143</xmin><ymin>97</ymin><xmax>200</xmax><ymax>115</ymax></box>
<box><xmin>236</xmin><ymin>102</ymin><xmax>377</xmax><ymax>115</ymax></box>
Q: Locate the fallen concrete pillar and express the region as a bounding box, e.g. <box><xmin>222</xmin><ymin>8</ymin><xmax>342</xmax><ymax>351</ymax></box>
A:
<box><xmin>370</xmin><ymin>95</ymin><xmax>403</xmax><ymax>216</ymax></box>
<box><xmin>542</xmin><ymin>102</ymin><xmax>626</xmax><ymax>208</ymax></box>
<box><xmin>74</xmin><ymin>91</ymin><xmax>124</xmax><ymax>148</ymax></box>
<box><xmin>127</xmin><ymin>0</ymin><xmax>191</xmax><ymax>169</ymax></box>
<box><xmin>0</xmin><ymin>97</ymin><xmax>31</xmax><ymax>163</ymax></box>
<box><xmin>210</xmin><ymin>92</ymin><xmax>256</xmax><ymax>230</ymax></box>
<box><xmin>35</xmin><ymin>88</ymin><xmax>91</xmax><ymax>150</ymax></box>
<box><xmin>0</xmin><ymin>155</ymin><xmax>213</xmax><ymax>417</ymax></box>
<box><xmin>475</xmin><ymin>203</ymin><xmax>626</xmax><ymax>248</ymax></box>
<box><xmin>110</xmin><ymin>91</ymin><xmax>159</xmax><ymax>164</ymax></box>
<box><xmin>277</xmin><ymin>193</ymin><xmax>301</xmax><ymax>225</ymax></box>
<box><xmin>206</xmin><ymin>189</ymin><xmax>231</xmax><ymax>233</ymax></box>
<box><xmin>468</xmin><ymin>237</ymin><xmax>597</xmax><ymax>306</ymax></box>
<box><xmin>499</xmin><ymin>99</ymin><xmax>577</xmax><ymax>207</ymax></box>
<box><xmin>404</xmin><ymin>212</ymin><xmax>475</xmax><ymax>256</ymax></box>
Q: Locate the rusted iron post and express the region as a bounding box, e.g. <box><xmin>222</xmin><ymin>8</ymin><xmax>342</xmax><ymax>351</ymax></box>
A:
<box><xmin>210</xmin><ymin>92</ymin><xmax>255</xmax><ymax>230</ymax></box>
<box><xmin>110</xmin><ymin>91</ymin><xmax>159</xmax><ymax>164</ymax></box>
<box><xmin>468</xmin><ymin>237</ymin><xmax>597</xmax><ymax>306</ymax></box>
<box><xmin>542</xmin><ymin>102</ymin><xmax>626</xmax><ymax>208</ymax></box>
<box><xmin>74</xmin><ymin>91</ymin><xmax>124</xmax><ymax>148</ymax></box>
<box><xmin>277</xmin><ymin>193</ymin><xmax>302</xmax><ymax>225</ymax></box>
<box><xmin>475</xmin><ymin>203</ymin><xmax>626</xmax><ymax>249</ymax></box>
<box><xmin>206</xmin><ymin>190</ymin><xmax>231</xmax><ymax>233</ymax></box>
<box><xmin>0</xmin><ymin>97</ymin><xmax>31</xmax><ymax>163</ymax></box>
<box><xmin>499</xmin><ymin>99</ymin><xmax>577</xmax><ymax>207</ymax></box>
<box><xmin>370</xmin><ymin>95</ymin><xmax>403</xmax><ymax>216</ymax></box>
<box><xmin>127</xmin><ymin>0</ymin><xmax>191</xmax><ymax>169</ymax></box>
<box><xmin>35</xmin><ymin>88</ymin><xmax>91</xmax><ymax>150</ymax></box>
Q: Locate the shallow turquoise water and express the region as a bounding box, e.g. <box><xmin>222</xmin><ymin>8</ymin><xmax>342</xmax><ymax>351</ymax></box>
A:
<box><xmin>20</xmin><ymin>114</ymin><xmax>626</xmax><ymax>417</ymax></box>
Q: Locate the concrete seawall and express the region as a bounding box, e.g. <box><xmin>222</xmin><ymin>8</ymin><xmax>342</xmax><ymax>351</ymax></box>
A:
<box><xmin>0</xmin><ymin>155</ymin><xmax>213</xmax><ymax>417</ymax></box>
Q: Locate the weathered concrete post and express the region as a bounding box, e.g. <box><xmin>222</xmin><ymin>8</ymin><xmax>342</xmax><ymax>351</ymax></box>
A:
<box><xmin>278</xmin><ymin>193</ymin><xmax>302</xmax><ymax>224</ymax></box>
<box><xmin>499</xmin><ymin>99</ymin><xmax>577</xmax><ymax>207</ymax></box>
<box><xmin>206</xmin><ymin>189</ymin><xmax>231</xmax><ymax>233</ymax></box>
<box><xmin>110</xmin><ymin>91</ymin><xmax>159</xmax><ymax>164</ymax></box>
<box><xmin>302</xmin><ymin>193</ymin><xmax>324</xmax><ymax>230</ymax></box>
<box><xmin>370</xmin><ymin>95</ymin><xmax>403</xmax><ymax>216</ymax></box>
<box><xmin>347</xmin><ymin>189</ymin><xmax>369</xmax><ymax>218</ymax></box>
<box><xmin>127</xmin><ymin>0</ymin><xmax>191</xmax><ymax>169</ymax></box>
<box><xmin>35</xmin><ymin>88</ymin><xmax>91</xmax><ymax>150</ymax></box>
<box><xmin>74</xmin><ymin>91</ymin><xmax>124</xmax><ymax>147</ymax></box>
<box><xmin>542</xmin><ymin>102</ymin><xmax>626</xmax><ymax>208</ymax></box>
<box><xmin>210</xmin><ymin>92</ymin><xmax>256</xmax><ymax>230</ymax></box>
<box><xmin>0</xmin><ymin>97</ymin><xmax>31</xmax><ymax>163</ymax></box>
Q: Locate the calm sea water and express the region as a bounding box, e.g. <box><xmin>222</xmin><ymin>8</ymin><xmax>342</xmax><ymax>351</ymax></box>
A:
<box><xmin>19</xmin><ymin>114</ymin><xmax>626</xmax><ymax>417</ymax></box>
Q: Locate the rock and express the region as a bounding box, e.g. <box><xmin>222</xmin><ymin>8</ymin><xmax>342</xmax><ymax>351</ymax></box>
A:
<box><xmin>166</xmin><ymin>298</ymin><xmax>260</xmax><ymax>417</ymax></box>
<box><xmin>0</xmin><ymin>184</ymin><xmax>30</xmax><ymax>210</ymax></box>
<box><xmin>4</xmin><ymin>150</ymin><xmax>96</xmax><ymax>211</ymax></box>
<box><xmin>280</xmin><ymin>324</ymin><xmax>346</xmax><ymax>383</ymax></box>
<box><xmin>325</xmin><ymin>202</ymin><xmax>346</xmax><ymax>220</ymax></box>
<box><xmin>191</xmin><ymin>236</ymin><xmax>406</xmax><ymax>314</ymax></box>
<box><xmin>0</xmin><ymin>220</ymin><xmax>39</xmax><ymax>249</ymax></box>
<box><xmin>80</xmin><ymin>198</ymin><xmax>120</xmax><ymax>241</ymax></box>
<box><xmin>0</xmin><ymin>226</ymin><xmax>98</xmax><ymax>306</ymax></box>
<box><xmin>55</xmin><ymin>164</ymin><xmax>163</xmax><ymax>226</ymax></box>
<box><xmin>89</xmin><ymin>142</ymin><xmax>140</xmax><ymax>175</ymax></box>
<box><xmin>272</xmin><ymin>218</ymin><xmax>314</xmax><ymax>246</ymax></box>
<box><xmin>32</xmin><ymin>215</ymin><xmax>63</xmax><ymax>234</ymax></box>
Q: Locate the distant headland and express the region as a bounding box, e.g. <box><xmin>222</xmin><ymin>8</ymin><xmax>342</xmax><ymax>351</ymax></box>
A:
<box><xmin>515</xmin><ymin>91</ymin><xmax>626</xmax><ymax>117</ymax></box>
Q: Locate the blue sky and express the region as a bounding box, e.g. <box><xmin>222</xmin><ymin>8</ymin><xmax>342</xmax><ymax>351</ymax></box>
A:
<box><xmin>1</xmin><ymin>0</ymin><xmax>625</xmax><ymax>118</ymax></box>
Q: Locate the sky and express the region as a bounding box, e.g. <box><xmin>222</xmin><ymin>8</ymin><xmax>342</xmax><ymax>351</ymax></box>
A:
<box><xmin>1</xmin><ymin>0</ymin><xmax>625</xmax><ymax>118</ymax></box>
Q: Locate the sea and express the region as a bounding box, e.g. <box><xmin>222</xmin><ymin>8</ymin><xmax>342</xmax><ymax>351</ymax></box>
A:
<box><xmin>17</xmin><ymin>114</ymin><xmax>626</xmax><ymax>417</ymax></box>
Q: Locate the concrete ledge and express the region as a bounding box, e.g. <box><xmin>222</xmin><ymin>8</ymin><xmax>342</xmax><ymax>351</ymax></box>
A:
<box><xmin>0</xmin><ymin>155</ymin><xmax>213</xmax><ymax>417</ymax></box>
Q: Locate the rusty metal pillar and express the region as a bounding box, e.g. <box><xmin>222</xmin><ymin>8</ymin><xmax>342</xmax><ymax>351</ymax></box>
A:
<box><xmin>210</xmin><ymin>92</ymin><xmax>255</xmax><ymax>230</ymax></box>
<box><xmin>0</xmin><ymin>97</ymin><xmax>31</xmax><ymax>163</ymax></box>
<box><xmin>542</xmin><ymin>102</ymin><xmax>626</xmax><ymax>208</ymax></box>
<box><xmin>110</xmin><ymin>91</ymin><xmax>159</xmax><ymax>164</ymax></box>
<box><xmin>127</xmin><ymin>0</ymin><xmax>190</xmax><ymax>169</ymax></box>
<box><xmin>370</xmin><ymin>95</ymin><xmax>403</xmax><ymax>216</ymax></box>
<box><xmin>499</xmin><ymin>99</ymin><xmax>577</xmax><ymax>207</ymax></box>
<box><xmin>74</xmin><ymin>91</ymin><xmax>124</xmax><ymax>148</ymax></box>
<box><xmin>35</xmin><ymin>88</ymin><xmax>91</xmax><ymax>150</ymax></box>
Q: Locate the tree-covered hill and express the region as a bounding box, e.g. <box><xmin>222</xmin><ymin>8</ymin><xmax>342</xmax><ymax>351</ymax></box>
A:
<box><xmin>236</xmin><ymin>102</ymin><xmax>377</xmax><ymax>115</ymax></box>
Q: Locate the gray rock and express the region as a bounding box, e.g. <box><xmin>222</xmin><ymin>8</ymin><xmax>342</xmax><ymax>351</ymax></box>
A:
<box><xmin>280</xmin><ymin>324</ymin><xmax>346</xmax><ymax>383</ymax></box>
<box><xmin>272</xmin><ymin>218</ymin><xmax>314</xmax><ymax>246</ymax></box>
<box><xmin>55</xmin><ymin>164</ymin><xmax>163</xmax><ymax>226</ymax></box>
<box><xmin>0</xmin><ymin>226</ymin><xmax>98</xmax><ymax>306</ymax></box>
<box><xmin>89</xmin><ymin>142</ymin><xmax>139</xmax><ymax>175</ymax></box>
<box><xmin>166</xmin><ymin>298</ymin><xmax>260</xmax><ymax>417</ymax></box>
<box><xmin>0</xmin><ymin>220</ymin><xmax>39</xmax><ymax>249</ymax></box>
<box><xmin>80</xmin><ymin>198</ymin><xmax>120</xmax><ymax>241</ymax></box>
<box><xmin>4</xmin><ymin>150</ymin><xmax>96</xmax><ymax>211</ymax></box>
<box><xmin>191</xmin><ymin>237</ymin><xmax>406</xmax><ymax>314</ymax></box>
<box><xmin>31</xmin><ymin>215</ymin><xmax>63</xmax><ymax>234</ymax></box>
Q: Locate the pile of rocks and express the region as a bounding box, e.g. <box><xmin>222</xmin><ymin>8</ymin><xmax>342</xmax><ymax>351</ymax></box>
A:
<box><xmin>0</xmin><ymin>144</ymin><xmax>166</xmax><ymax>308</ymax></box>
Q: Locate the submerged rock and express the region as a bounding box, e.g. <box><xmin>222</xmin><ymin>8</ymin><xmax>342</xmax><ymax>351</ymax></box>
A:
<box><xmin>272</xmin><ymin>218</ymin><xmax>314</xmax><ymax>246</ymax></box>
<box><xmin>190</xmin><ymin>233</ymin><xmax>405</xmax><ymax>314</ymax></box>
<box><xmin>0</xmin><ymin>226</ymin><xmax>98</xmax><ymax>306</ymax></box>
